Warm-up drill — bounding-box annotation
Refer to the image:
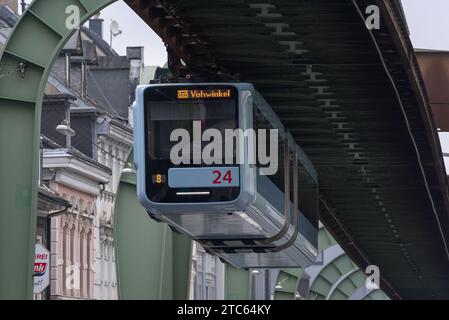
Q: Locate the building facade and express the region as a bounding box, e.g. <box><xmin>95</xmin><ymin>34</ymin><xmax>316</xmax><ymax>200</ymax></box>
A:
<box><xmin>43</xmin><ymin>20</ymin><xmax>137</xmax><ymax>299</ymax></box>
<box><xmin>42</xmin><ymin>148</ymin><xmax>111</xmax><ymax>299</ymax></box>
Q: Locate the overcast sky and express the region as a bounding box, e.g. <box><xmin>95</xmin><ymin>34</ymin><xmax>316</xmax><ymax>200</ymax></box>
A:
<box><xmin>97</xmin><ymin>0</ymin><xmax>449</xmax><ymax>66</ymax></box>
<box><xmin>401</xmin><ymin>0</ymin><xmax>449</xmax><ymax>50</ymax></box>
<box><xmin>100</xmin><ymin>2</ymin><xmax>166</xmax><ymax>66</ymax></box>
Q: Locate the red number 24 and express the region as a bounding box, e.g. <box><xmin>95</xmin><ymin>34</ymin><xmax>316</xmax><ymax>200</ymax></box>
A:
<box><xmin>213</xmin><ymin>170</ymin><xmax>233</xmax><ymax>184</ymax></box>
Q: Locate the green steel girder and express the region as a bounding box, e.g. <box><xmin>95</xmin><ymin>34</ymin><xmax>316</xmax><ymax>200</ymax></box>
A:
<box><xmin>115</xmin><ymin>170</ymin><xmax>192</xmax><ymax>299</ymax></box>
<box><xmin>273</xmin><ymin>269</ymin><xmax>303</xmax><ymax>300</ymax></box>
<box><xmin>318</xmin><ymin>225</ymin><xmax>338</xmax><ymax>251</ymax></box>
<box><xmin>309</xmin><ymin>252</ymin><xmax>359</xmax><ymax>300</ymax></box>
<box><xmin>305</xmin><ymin>227</ymin><xmax>388</xmax><ymax>300</ymax></box>
<box><xmin>307</xmin><ymin>246</ymin><xmax>389</xmax><ymax>300</ymax></box>
<box><xmin>224</xmin><ymin>266</ymin><xmax>251</xmax><ymax>300</ymax></box>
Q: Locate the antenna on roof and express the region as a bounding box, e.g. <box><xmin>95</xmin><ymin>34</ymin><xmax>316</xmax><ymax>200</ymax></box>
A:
<box><xmin>20</xmin><ymin>0</ymin><xmax>27</xmax><ymax>14</ymax></box>
<box><xmin>109</xmin><ymin>20</ymin><xmax>122</xmax><ymax>47</ymax></box>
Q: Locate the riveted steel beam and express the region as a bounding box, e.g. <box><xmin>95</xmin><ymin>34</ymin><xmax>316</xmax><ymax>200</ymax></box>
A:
<box><xmin>115</xmin><ymin>162</ymin><xmax>192</xmax><ymax>299</ymax></box>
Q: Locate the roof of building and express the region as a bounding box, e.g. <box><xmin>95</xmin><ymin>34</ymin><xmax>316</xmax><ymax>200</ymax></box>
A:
<box><xmin>415</xmin><ymin>48</ymin><xmax>449</xmax><ymax>54</ymax></box>
<box><xmin>140</xmin><ymin>65</ymin><xmax>170</xmax><ymax>84</ymax></box>
<box><xmin>81</xmin><ymin>25</ymin><xmax>118</xmax><ymax>57</ymax></box>
<box><xmin>0</xmin><ymin>4</ymin><xmax>16</xmax><ymax>28</ymax></box>
<box><xmin>38</xmin><ymin>186</ymin><xmax>72</xmax><ymax>209</ymax></box>
<box><xmin>90</xmin><ymin>56</ymin><xmax>130</xmax><ymax>70</ymax></box>
<box><xmin>41</xmin><ymin>135</ymin><xmax>112</xmax><ymax>175</ymax></box>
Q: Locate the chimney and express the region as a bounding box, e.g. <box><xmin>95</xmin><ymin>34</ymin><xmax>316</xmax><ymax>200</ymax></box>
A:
<box><xmin>89</xmin><ymin>18</ymin><xmax>104</xmax><ymax>39</ymax></box>
<box><xmin>0</xmin><ymin>0</ymin><xmax>18</xmax><ymax>14</ymax></box>
<box><xmin>127</xmin><ymin>47</ymin><xmax>144</xmax><ymax>104</ymax></box>
<box><xmin>127</xmin><ymin>47</ymin><xmax>144</xmax><ymax>126</ymax></box>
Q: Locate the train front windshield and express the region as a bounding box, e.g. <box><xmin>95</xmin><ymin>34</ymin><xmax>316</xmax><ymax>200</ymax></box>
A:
<box><xmin>144</xmin><ymin>85</ymin><xmax>240</xmax><ymax>203</ymax></box>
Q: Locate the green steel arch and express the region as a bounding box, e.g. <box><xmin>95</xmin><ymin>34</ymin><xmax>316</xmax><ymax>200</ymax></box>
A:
<box><xmin>309</xmin><ymin>253</ymin><xmax>358</xmax><ymax>300</ymax></box>
<box><xmin>307</xmin><ymin>228</ymin><xmax>389</xmax><ymax>300</ymax></box>
<box><xmin>271</xmin><ymin>227</ymin><xmax>389</xmax><ymax>300</ymax></box>
<box><xmin>0</xmin><ymin>0</ymin><xmax>194</xmax><ymax>299</ymax></box>
<box><xmin>272</xmin><ymin>269</ymin><xmax>303</xmax><ymax>300</ymax></box>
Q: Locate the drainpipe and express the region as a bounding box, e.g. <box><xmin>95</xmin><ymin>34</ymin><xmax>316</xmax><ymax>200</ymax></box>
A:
<box><xmin>38</xmin><ymin>136</ymin><xmax>43</xmax><ymax>185</ymax></box>
<box><xmin>46</xmin><ymin>205</ymin><xmax>71</xmax><ymax>300</ymax></box>
<box><xmin>81</xmin><ymin>61</ymin><xmax>87</xmax><ymax>98</ymax></box>
<box><xmin>65</xmin><ymin>53</ymin><xmax>71</xmax><ymax>86</ymax></box>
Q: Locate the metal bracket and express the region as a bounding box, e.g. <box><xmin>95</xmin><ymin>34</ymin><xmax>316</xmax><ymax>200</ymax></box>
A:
<box><xmin>166</xmin><ymin>45</ymin><xmax>188</xmax><ymax>78</ymax></box>
<box><xmin>16</xmin><ymin>63</ymin><xmax>27</xmax><ymax>78</ymax></box>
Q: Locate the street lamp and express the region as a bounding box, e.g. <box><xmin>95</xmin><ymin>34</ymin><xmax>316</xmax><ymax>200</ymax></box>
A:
<box><xmin>251</xmin><ymin>269</ymin><xmax>260</xmax><ymax>275</ymax></box>
<box><xmin>56</xmin><ymin>120</ymin><xmax>76</xmax><ymax>149</ymax></box>
<box><xmin>122</xmin><ymin>162</ymin><xmax>136</xmax><ymax>174</ymax></box>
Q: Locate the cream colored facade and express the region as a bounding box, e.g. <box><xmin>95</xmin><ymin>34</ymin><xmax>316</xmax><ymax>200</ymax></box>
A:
<box><xmin>43</xmin><ymin>149</ymin><xmax>110</xmax><ymax>299</ymax></box>
<box><xmin>93</xmin><ymin>117</ymin><xmax>133</xmax><ymax>299</ymax></box>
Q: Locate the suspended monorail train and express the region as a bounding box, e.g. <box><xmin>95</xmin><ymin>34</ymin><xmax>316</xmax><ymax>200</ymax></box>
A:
<box><xmin>133</xmin><ymin>83</ymin><xmax>319</xmax><ymax>268</ymax></box>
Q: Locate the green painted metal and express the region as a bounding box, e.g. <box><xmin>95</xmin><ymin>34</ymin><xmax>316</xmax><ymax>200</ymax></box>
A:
<box><xmin>364</xmin><ymin>289</ymin><xmax>389</xmax><ymax>300</ymax></box>
<box><xmin>273</xmin><ymin>269</ymin><xmax>303</xmax><ymax>300</ymax></box>
<box><xmin>307</xmin><ymin>241</ymin><xmax>389</xmax><ymax>300</ymax></box>
<box><xmin>172</xmin><ymin>232</ymin><xmax>193</xmax><ymax>299</ymax></box>
<box><xmin>0</xmin><ymin>100</ymin><xmax>36</xmax><ymax>299</ymax></box>
<box><xmin>272</xmin><ymin>227</ymin><xmax>337</xmax><ymax>301</ymax></box>
<box><xmin>309</xmin><ymin>253</ymin><xmax>357</xmax><ymax>300</ymax></box>
<box><xmin>114</xmin><ymin>175</ymin><xmax>192</xmax><ymax>299</ymax></box>
<box><xmin>298</xmin><ymin>228</ymin><xmax>389</xmax><ymax>300</ymax></box>
<box><xmin>224</xmin><ymin>266</ymin><xmax>251</xmax><ymax>300</ymax></box>
<box><xmin>318</xmin><ymin>225</ymin><xmax>338</xmax><ymax>251</ymax></box>
<box><xmin>327</xmin><ymin>269</ymin><xmax>364</xmax><ymax>300</ymax></box>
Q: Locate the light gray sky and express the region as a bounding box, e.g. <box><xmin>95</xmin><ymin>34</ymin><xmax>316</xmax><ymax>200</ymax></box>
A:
<box><xmin>98</xmin><ymin>0</ymin><xmax>449</xmax><ymax>66</ymax></box>
<box><xmin>100</xmin><ymin>1</ymin><xmax>166</xmax><ymax>66</ymax></box>
<box><xmin>401</xmin><ymin>0</ymin><xmax>449</xmax><ymax>50</ymax></box>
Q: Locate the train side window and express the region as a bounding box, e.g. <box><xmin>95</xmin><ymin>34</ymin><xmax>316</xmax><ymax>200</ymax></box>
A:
<box><xmin>299</xmin><ymin>166</ymin><xmax>319</xmax><ymax>228</ymax></box>
<box><xmin>254</xmin><ymin>103</ymin><xmax>318</xmax><ymax>228</ymax></box>
<box><xmin>254</xmin><ymin>104</ymin><xmax>285</xmax><ymax>193</ymax></box>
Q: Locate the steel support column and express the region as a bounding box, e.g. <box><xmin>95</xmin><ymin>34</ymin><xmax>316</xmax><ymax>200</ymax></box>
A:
<box><xmin>115</xmin><ymin>168</ymin><xmax>192</xmax><ymax>299</ymax></box>
<box><xmin>224</xmin><ymin>266</ymin><xmax>251</xmax><ymax>300</ymax></box>
<box><xmin>273</xmin><ymin>269</ymin><xmax>303</xmax><ymax>300</ymax></box>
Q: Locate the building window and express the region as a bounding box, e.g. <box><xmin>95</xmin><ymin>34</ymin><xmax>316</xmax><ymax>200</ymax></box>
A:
<box><xmin>193</xmin><ymin>245</ymin><xmax>218</xmax><ymax>300</ymax></box>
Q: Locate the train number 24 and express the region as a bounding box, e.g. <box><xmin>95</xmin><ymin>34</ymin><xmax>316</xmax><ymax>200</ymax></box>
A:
<box><xmin>212</xmin><ymin>170</ymin><xmax>233</xmax><ymax>184</ymax></box>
